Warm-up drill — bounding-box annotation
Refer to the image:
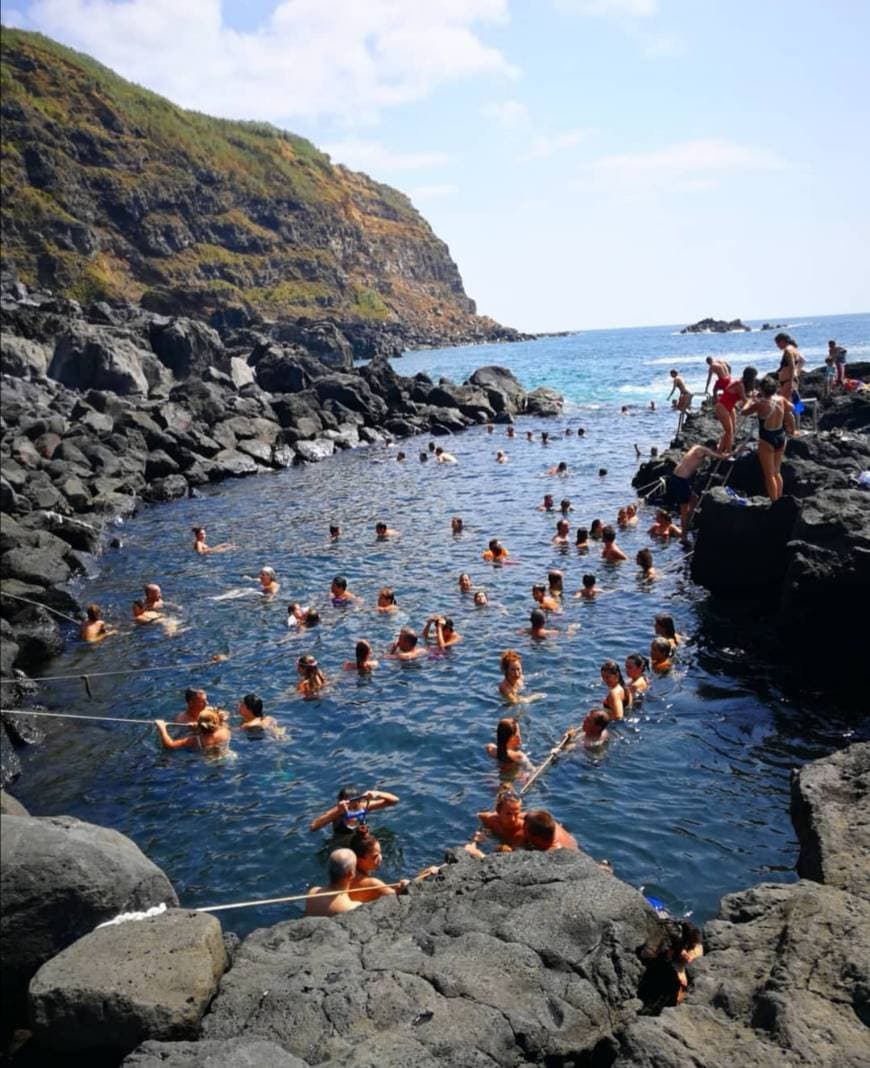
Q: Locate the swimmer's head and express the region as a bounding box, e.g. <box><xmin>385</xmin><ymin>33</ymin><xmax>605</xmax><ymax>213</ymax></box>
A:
<box><xmin>396</xmin><ymin>452</ymin><xmax>406</xmax><ymax>462</ymax></box>
<box><xmin>602</xmin><ymin>525</ymin><xmax>616</xmax><ymax>544</ymax></box>
<box><xmin>560</xmin><ymin>499</ymin><xmax>571</xmax><ymax>511</ymax></box>
<box><xmin>598</xmin><ymin>468</ymin><xmax>607</xmax><ymax>478</ymax></box>
<box><xmin>473</xmin><ymin>590</ymin><xmax>488</xmax><ymax>606</ymax></box>
<box><xmin>375</xmin><ymin>522</ymin><xmax>388</xmax><ymax>536</ymax></box>
<box><xmin>85</xmin><ymin>604</ymin><xmax>102</xmax><ymax>622</ymax></box>
<box><xmin>495</xmin><ymin>717</ymin><xmax>521</xmax><ymax>760</ymax></box>
<box><xmin>132</xmin><ymin>600</ymin><xmax>145</xmax><ymax>615</ymax></box>
<box><xmin>331</xmin><ymin>575</ymin><xmax>348</xmax><ymax>593</ymax></box>
<box><xmin>458</xmin><ymin>572</ymin><xmax>473</xmax><ymax>592</ymax></box>
<box><xmin>192</xmin><ymin>527</ymin><xmax>205</xmax><ymax>539</ymax></box>
<box><xmin>625</xmin><ymin>653</ymin><xmax>648</xmax><ymax>678</ymax></box>
<box><xmin>378</xmin><ymin>587</ymin><xmax>396</xmax><ymax>606</ymax></box>
<box><xmin>287</xmin><ymin>602</ymin><xmax>301</xmax><ymax>616</ymax></box>
<box><xmin>435</xmin><ymin>446</ymin><xmax>444</xmax><ymax>456</ymax></box>
<box><xmin>398</xmin><ymin>627</ymin><xmax>418</xmax><ymax>651</ymax></box>
<box><xmin>240</xmin><ymin>693</ymin><xmax>263</xmax><ymax>719</ymax></box>
<box><xmin>419</xmin><ymin>451</ymin><xmax>429</xmax><ymax>462</ymax></box>
<box><xmin>532</xmin><ymin>583</ymin><xmax>546</xmax><ymax>601</ymax></box>
<box><xmin>548</xmin><ymin>569</ymin><xmax>563</xmax><ymax>592</ymax></box>
<box><xmin>543</xmin><ymin>494</ymin><xmax>554</xmax><ymax>507</ymax></box>
<box><xmin>655</xmin><ymin>612</ymin><xmax>677</xmax><ymax>639</ymax></box>
<box><xmin>556</xmin><ymin>519</ymin><xmax>569</xmax><ymax>535</ymax></box>
<box><xmin>524</xmin><ymin>810</ymin><xmax>556</xmax><ymax>851</ymax></box>
<box><xmin>557</xmin><ymin>461</ymin><xmax>567</xmax><ymax>473</ymax></box>
<box><xmin>656</xmin><ymin>509</ymin><xmax>671</xmax><ymax>525</ymax></box>
<box><xmin>582</xmin><ymin>574</ymin><xmax>596</xmax><ymax>589</ymax></box>
<box><xmin>355</xmin><ymin>639</ymin><xmax>372</xmax><ymax>666</ymax></box>
<box><xmin>576</xmin><ymin>527</ymin><xmax>588</xmax><ymax>544</ymax></box>
<box><xmin>530</xmin><ymin>608</ymin><xmax>546</xmax><ymax>630</ymax></box>
<box><xmin>428</xmin><ymin>441</ymin><xmax>436</xmax><ymax>452</ymax></box>
<box><xmin>260</xmin><ymin>566</ymin><xmax>276</xmax><ymax>582</ymax></box>
<box><xmin>650</xmin><ymin>446</ymin><xmax>658</xmax><ymax>457</ymax></box>
<box><xmin>601</xmin><ymin>659</ymin><xmax>624</xmax><ymax>685</ymax></box>
<box><xmin>500</xmin><ymin>649</ymin><xmax>522</xmax><ymax>679</ymax></box>
<box><xmin>144</xmin><ymin>583</ymin><xmax>161</xmax><ymax>601</ymax></box>
<box><xmin>495</xmin><ymin>785</ymin><xmax>522</xmax><ymax>818</ymax></box>
<box><xmin>452</xmin><ymin>517</ymin><xmax>463</xmax><ymax>533</ymax></box>
<box><xmin>650</xmin><ymin>636</ymin><xmax>672</xmax><ymax>663</ymax></box>
<box><xmin>297</xmin><ymin>654</ymin><xmax>320</xmax><ymax>678</ymax></box>
<box><xmin>197</xmin><ymin>710</ymin><xmax>221</xmax><ymax>734</ymax></box>
<box><xmin>185</xmin><ymin>688</ymin><xmax>207</xmax><ymax>713</ymax></box>
<box><xmin>583</xmin><ymin>709</ymin><xmax>609</xmax><ymax>736</ymax></box>
<box><xmin>327</xmin><ymin>848</ymin><xmax>357</xmax><ymax>884</ymax></box>
<box><xmin>329</xmin><ymin>525</ymin><xmax>341</xmax><ymax>538</ymax></box>
<box><xmin>442</xmin><ymin>617</ymin><xmax>455</xmax><ymax>635</ymax></box>
<box><xmin>541</xmin><ymin>432</ymin><xmax>549</xmax><ymax>442</ymax></box>
<box><xmin>303</xmin><ymin>608</ymin><xmax>320</xmax><ymax>627</ymax></box>
<box><xmin>590</xmin><ymin>519</ymin><xmax>603</xmax><ymax>536</ymax></box>
<box><xmin>637</xmin><ymin>548</ymin><xmax>653</xmax><ymax>570</ymax></box>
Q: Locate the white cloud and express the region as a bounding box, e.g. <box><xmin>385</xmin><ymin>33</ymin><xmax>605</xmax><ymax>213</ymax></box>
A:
<box><xmin>523</xmin><ymin>128</ymin><xmax>593</xmax><ymax>160</ymax></box>
<box><xmin>574</xmin><ymin>138</ymin><xmax>789</xmax><ymax>194</ymax></box>
<box><xmin>411</xmin><ymin>184</ymin><xmax>460</xmax><ymax>202</ymax></box>
<box><xmin>554</xmin><ymin>0</ymin><xmax>657</xmax><ymax>16</ymax></box>
<box><xmin>25</xmin><ymin>0</ymin><xmax>517</xmax><ymax>123</ymax></box>
<box><xmin>324</xmin><ymin>140</ymin><xmax>449</xmax><ymax>174</ymax></box>
<box><xmin>480</xmin><ymin>99</ymin><xmax>529</xmax><ymax>128</ymax></box>
<box><xmin>2</xmin><ymin>8</ymin><xmax>29</xmax><ymax>26</ymax></box>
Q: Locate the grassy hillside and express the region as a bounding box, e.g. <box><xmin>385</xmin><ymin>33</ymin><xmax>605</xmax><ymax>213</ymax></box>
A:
<box><xmin>0</xmin><ymin>28</ymin><xmax>480</xmax><ymax>333</ymax></box>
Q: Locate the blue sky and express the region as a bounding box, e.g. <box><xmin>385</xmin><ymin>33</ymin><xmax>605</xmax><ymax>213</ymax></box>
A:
<box><xmin>5</xmin><ymin>0</ymin><xmax>869</xmax><ymax>331</ymax></box>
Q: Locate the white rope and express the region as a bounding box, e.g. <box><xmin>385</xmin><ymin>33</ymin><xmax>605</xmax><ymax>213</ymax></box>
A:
<box><xmin>0</xmin><ymin>655</ymin><xmax>229</xmax><ymax>685</ymax></box>
<box><xmin>1</xmin><ymin>708</ymin><xmax>188</xmax><ymax>727</ymax></box>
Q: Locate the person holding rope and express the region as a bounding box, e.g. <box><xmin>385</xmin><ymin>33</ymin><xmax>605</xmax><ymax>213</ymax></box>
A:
<box><xmin>477</xmin><ymin>787</ymin><xmax>527</xmax><ymax>849</ymax></box>
<box><xmin>308</xmin><ymin>787</ymin><xmax>400</xmax><ymax>836</ymax></box>
<box><xmin>155</xmin><ymin>710</ymin><xmax>230</xmax><ymax>753</ymax></box>
<box><xmin>581</xmin><ymin>709</ymin><xmax>610</xmax><ymax>747</ymax></box>
<box><xmin>305</xmin><ymin>849</ymin><xmax>362</xmax><ymax>916</ymax></box>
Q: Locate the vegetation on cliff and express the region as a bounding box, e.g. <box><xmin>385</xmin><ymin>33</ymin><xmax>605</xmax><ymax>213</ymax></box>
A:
<box><xmin>0</xmin><ymin>28</ymin><xmax>496</xmax><ymax>338</ymax></box>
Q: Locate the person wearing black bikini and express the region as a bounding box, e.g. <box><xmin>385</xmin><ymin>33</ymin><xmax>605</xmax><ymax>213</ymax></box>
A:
<box><xmin>742</xmin><ymin>375</ymin><xmax>795</xmax><ymax>501</ymax></box>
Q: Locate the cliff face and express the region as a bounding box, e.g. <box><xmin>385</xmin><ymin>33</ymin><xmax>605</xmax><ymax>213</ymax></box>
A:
<box><xmin>1</xmin><ymin>29</ymin><xmax>506</xmax><ymax>342</ymax></box>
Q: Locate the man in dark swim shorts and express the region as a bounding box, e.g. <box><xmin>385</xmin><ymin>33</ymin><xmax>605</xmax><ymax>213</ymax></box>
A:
<box><xmin>668</xmin><ymin>444</ymin><xmax>731</xmax><ymax>542</ymax></box>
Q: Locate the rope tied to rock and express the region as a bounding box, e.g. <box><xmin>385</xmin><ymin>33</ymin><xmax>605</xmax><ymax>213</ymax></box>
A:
<box><xmin>0</xmin><ymin>592</ymin><xmax>81</xmax><ymax>625</ymax></box>
<box><xmin>0</xmin><ymin>654</ymin><xmax>230</xmax><ymax>686</ymax></box>
<box><xmin>1</xmin><ymin>708</ymin><xmax>193</xmax><ymax>727</ymax></box>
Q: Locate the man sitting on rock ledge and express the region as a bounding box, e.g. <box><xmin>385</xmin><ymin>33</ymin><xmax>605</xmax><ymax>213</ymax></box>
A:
<box><xmin>305</xmin><ymin>848</ymin><xmax>362</xmax><ymax>917</ymax></box>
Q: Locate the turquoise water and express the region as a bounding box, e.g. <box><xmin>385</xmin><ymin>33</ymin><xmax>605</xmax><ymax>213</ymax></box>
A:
<box><xmin>13</xmin><ymin>312</ymin><xmax>868</xmax><ymax>937</ymax></box>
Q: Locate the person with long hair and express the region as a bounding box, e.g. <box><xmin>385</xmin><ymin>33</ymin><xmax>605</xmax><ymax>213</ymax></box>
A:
<box><xmin>654</xmin><ymin>613</ymin><xmax>683</xmax><ymax>649</ymax></box>
<box><xmin>376</xmin><ymin>587</ymin><xmax>398</xmax><ymax>613</ymax></box>
<box><xmin>499</xmin><ymin>650</ymin><xmax>525</xmax><ymax>702</ymax></box>
<box><xmin>347</xmin><ymin>827</ymin><xmax>403</xmax><ymax>902</ymax></box>
<box><xmin>625</xmin><ymin>653</ymin><xmax>650</xmax><ymax>697</ymax></box>
<box><xmin>714</xmin><ymin>366</ymin><xmax>757</xmax><ymax>454</ymax></box>
<box><xmin>344</xmin><ymin>639</ymin><xmax>379</xmax><ymax>673</ymax></box>
<box><xmin>477</xmin><ymin>787</ymin><xmax>527</xmax><ymax>849</ymax></box>
<box><xmin>486</xmin><ymin>717</ymin><xmax>532</xmax><ymax>770</ymax></box>
<box><xmin>297</xmin><ymin>654</ymin><xmax>326</xmax><ymax>698</ymax></box>
<box><xmin>237</xmin><ymin>693</ymin><xmax>283</xmax><ymax>737</ymax></box>
<box><xmin>636</xmin><ymin>548</ymin><xmax>657</xmax><ymax>581</ymax></box>
<box><xmin>601</xmin><ymin>660</ymin><xmax>632</xmax><ymax>720</ymax></box>
<box><xmin>774</xmin><ymin>332</ymin><xmax>804</xmax><ymax>402</ymax></box>
<box><xmin>742</xmin><ymin>374</ymin><xmax>795</xmax><ymax>501</ymax></box>
<box><xmin>155</xmin><ymin>710</ymin><xmax>230</xmax><ymax>752</ymax></box>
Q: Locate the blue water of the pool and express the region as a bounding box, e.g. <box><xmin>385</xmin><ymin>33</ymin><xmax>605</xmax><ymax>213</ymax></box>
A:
<box><xmin>13</xmin><ymin>312</ymin><xmax>869</xmax><ymax>936</ymax></box>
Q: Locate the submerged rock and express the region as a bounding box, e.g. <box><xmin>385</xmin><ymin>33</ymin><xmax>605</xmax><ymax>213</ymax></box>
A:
<box><xmin>29</xmin><ymin>909</ymin><xmax>227</xmax><ymax>1055</ymax></box>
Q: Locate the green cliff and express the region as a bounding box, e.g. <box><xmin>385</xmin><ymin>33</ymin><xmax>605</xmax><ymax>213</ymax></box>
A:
<box><xmin>1</xmin><ymin>28</ymin><xmax>506</xmax><ymax>341</ymax></box>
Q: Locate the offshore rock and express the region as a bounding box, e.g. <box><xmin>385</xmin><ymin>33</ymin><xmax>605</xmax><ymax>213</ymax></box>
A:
<box><xmin>29</xmin><ymin>909</ymin><xmax>227</xmax><ymax>1055</ymax></box>
<box><xmin>680</xmin><ymin>317</ymin><xmax>750</xmax><ymax>334</ymax></box>
<box><xmin>0</xmin><ymin>814</ymin><xmax>178</xmax><ymax>1031</ymax></box>
<box><xmin>790</xmin><ymin>741</ymin><xmax>870</xmax><ymax>899</ymax></box>
<box><xmin>199</xmin><ymin>850</ymin><xmax>660</xmax><ymax>1066</ymax></box>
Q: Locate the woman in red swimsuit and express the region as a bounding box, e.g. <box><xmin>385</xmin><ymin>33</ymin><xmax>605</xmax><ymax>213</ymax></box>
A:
<box><xmin>715</xmin><ymin>366</ymin><xmax>757</xmax><ymax>454</ymax></box>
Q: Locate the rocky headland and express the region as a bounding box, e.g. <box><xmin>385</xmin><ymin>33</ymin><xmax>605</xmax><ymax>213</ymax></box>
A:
<box><xmin>1</xmin><ymin>741</ymin><xmax>866</xmax><ymax>1067</ymax></box>
<box><xmin>633</xmin><ymin>365</ymin><xmax>869</xmax><ymax>702</ymax></box>
<box><xmin>680</xmin><ymin>318</ymin><xmax>750</xmax><ymax>334</ymax></box>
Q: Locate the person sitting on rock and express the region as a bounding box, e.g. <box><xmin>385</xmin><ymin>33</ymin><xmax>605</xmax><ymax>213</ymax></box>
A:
<box><xmin>482</xmin><ymin>538</ymin><xmax>509</xmax><ymax>562</ymax></box>
<box><xmin>376</xmin><ymin>587</ymin><xmax>398</xmax><ymax>613</ymax></box>
<box><xmin>486</xmin><ymin>717</ymin><xmax>533</xmax><ymax>771</ymax></box>
<box><xmin>638</xmin><ymin>920</ymin><xmax>704</xmax><ymax>1013</ymax></box>
<box><xmin>533</xmin><ymin>584</ymin><xmax>560</xmax><ymax>612</ymax></box>
<box><xmin>435</xmin><ymin>446</ymin><xmax>458</xmax><ymax>464</ymax></box>
<box><xmin>523</xmin><ymin>809</ymin><xmax>578</xmax><ymax>851</ymax></box>
<box><xmin>601</xmin><ymin>525</ymin><xmax>628</xmax><ymax>562</ymax></box>
<box><xmin>237</xmin><ymin>693</ymin><xmax>284</xmax><ymax>738</ymax></box>
<box><xmin>80</xmin><ymin>603</ymin><xmax>114</xmax><ymax>642</ymax></box>
<box><xmin>375</xmin><ymin>521</ymin><xmax>399</xmax><ymax>540</ymax></box>
<box><xmin>330</xmin><ymin>574</ymin><xmax>358</xmax><ymax>606</ymax></box>
<box><xmin>388</xmin><ymin>627</ymin><xmax>426</xmax><ymax>661</ymax></box>
<box><xmin>582</xmin><ymin>709</ymin><xmax>610</xmax><ymax>747</ymax></box>
<box><xmin>648</xmin><ymin>509</ymin><xmax>682</xmax><ymax>539</ymax></box>
<box><xmin>191</xmin><ymin>527</ymin><xmax>235</xmax><ymax>554</ymax></box>
<box><xmin>636</xmin><ymin>548</ymin><xmax>657</xmax><ymax>581</ymax></box>
<box><xmin>305</xmin><ymin>848</ymin><xmax>363</xmax><ymax>917</ymax></box>
<box><xmin>655</xmin><ymin>612</ymin><xmax>683</xmax><ymax>650</ymax></box>
<box><xmin>423</xmin><ymin>615</ymin><xmax>461</xmax><ymax>649</ymax></box>
<box><xmin>650</xmin><ymin>636</ymin><xmax>673</xmax><ymax>674</ymax></box>
<box><xmin>143</xmin><ymin>583</ymin><xmax>164</xmax><ymax>610</ymax></box>
<box><xmin>155</xmin><ymin>710</ymin><xmax>230</xmax><ymax>753</ymax></box>
<box><xmin>308</xmin><ymin>787</ymin><xmax>400</xmax><ymax>835</ymax></box>
<box><xmin>297</xmin><ymin>654</ymin><xmax>326</xmax><ymax>698</ymax></box>
<box><xmin>344</xmin><ymin>639</ymin><xmax>379</xmax><ymax>673</ymax></box>
<box><xmin>259</xmin><ymin>566</ymin><xmax>279</xmax><ymax>596</ymax></box>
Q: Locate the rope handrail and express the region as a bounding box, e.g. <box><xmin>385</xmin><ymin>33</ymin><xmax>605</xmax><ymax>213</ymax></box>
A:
<box><xmin>1</xmin><ymin>708</ymin><xmax>190</xmax><ymax>726</ymax></box>
<box><xmin>0</xmin><ymin>655</ymin><xmax>229</xmax><ymax>685</ymax></box>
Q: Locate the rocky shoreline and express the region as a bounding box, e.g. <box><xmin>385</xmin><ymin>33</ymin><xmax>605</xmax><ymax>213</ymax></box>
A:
<box><xmin>632</xmin><ymin>366</ymin><xmax>869</xmax><ymax>702</ymax></box>
<box><xmin>1</xmin><ymin>741</ymin><xmax>866</xmax><ymax>1067</ymax></box>
<box><xmin>0</xmin><ymin>281</ymin><xmax>563</xmax><ymax>787</ymax></box>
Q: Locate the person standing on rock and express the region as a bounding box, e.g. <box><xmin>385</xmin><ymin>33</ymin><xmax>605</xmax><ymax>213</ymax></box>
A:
<box><xmin>305</xmin><ymin>849</ymin><xmax>363</xmax><ymax>917</ymax></box>
<box><xmin>714</xmin><ymin>366</ymin><xmax>757</xmax><ymax>454</ymax></box>
<box><xmin>774</xmin><ymin>332</ymin><xmax>804</xmax><ymax>402</ymax></box>
<box><xmin>703</xmin><ymin>357</ymin><xmax>732</xmax><ymax>397</ymax></box>
<box><xmin>667</xmin><ymin>369</ymin><xmax>693</xmax><ymax>414</ymax></box>
<box><xmin>828</xmin><ymin>339</ymin><xmax>847</xmax><ymax>387</ymax></box>
<box><xmin>741</xmin><ymin>375</ymin><xmax>795</xmax><ymax>501</ymax></box>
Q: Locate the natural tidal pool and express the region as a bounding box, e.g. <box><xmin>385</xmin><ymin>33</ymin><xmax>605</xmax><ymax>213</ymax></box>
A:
<box><xmin>13</xmin><ymin>317</ymin><xmax>868</xmax><ymax>937</ymax></box>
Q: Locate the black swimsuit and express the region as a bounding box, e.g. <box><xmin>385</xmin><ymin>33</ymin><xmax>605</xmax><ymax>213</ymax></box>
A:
<box><xmin>758</xmin><ymin>399</ymin><xmax>786</xmax><ymax>450</ymax></box>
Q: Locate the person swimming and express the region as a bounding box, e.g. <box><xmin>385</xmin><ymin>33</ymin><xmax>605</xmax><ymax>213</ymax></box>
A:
<box><xmin>331</xmin><ymin>575</ymin><xmax>358</xmax><ymax>606</ymax></box>
<box><xmin>435</xmin><ymin>446</ymin><xmax>458</xmax><ymax>464</ymax></box>
<box><xmin>458</xmin><ymin>572</ymin><xmax>474</xmax><ymax>594</ymax></box>
<box><xmin>451</xmin><ymin>516</ymin><xmax>464</xmax><ymax>535</ymax></box>
<box><xmin>601</xmin><ymin>525</ymin><xmax>627</xmax><ymax>562</ymax></box>
<box><xmin>304</xmin><ymin>849</ymin><xmax>362</xmax><ymax>917</ymax></box>
<box><xmin>477</xmin><ymin>786</ymin><xmax>526</xmax><ymax>849</ymax></box>
<box><xmin>192</xmin><ymin>527</ymin><xmax>235</xmax><ymax>554</ymax></box>
<box><xmin>654</xmin><ymin>612</ymin><xmax>682</xmax><ymax>649</ymax></box>
<box><xmin>388</xmin><ymin>627</ymin><xmax>426</xmax><ymax>661</ymax></box>
<box><xmin>155</xmin><ymin>710</ymin><xmax>230</xmax><ymax>752</ymax></box>
<box><xmin>575</xmin><ymin>527</ymin><xmax>589</xmax><ymax>553</ymax></box>
<box><xmin>143</xmin><ymin>583</ymin><xmax>163</xmax><ymax>610</ymax></box>
<box><xmin>347</xmin><ymin>826</ymin><xmax>408</xmax><ymax>902</ymax></box>
<box><xmin>308</xmin><ymin>787</ymin><xmax>400</xmax><ymax>835</ymax></box>
<box><xmin>423</xmin><ymin>615</ymin><xmax>461</xmax><ymax>648</ymax></box>
<box><xmin>483</xmin><ymin>538</ymin><xmax>509</xmax><ymax>562</ymax></box>
<box><xmin>576</xmin><ymin>574</ymin><xmax>602</xmax><ymax>600</ymax></box>
<box><xmin>329</xmin><ymin>525</ymin><xmax>341</xmax><ymax>539</ymax></box>
<box><xmin>80</xmin><ymin>604</ymin><xmax>114</xmax><ymax>642</ymax></box>
<box><xmin>589</xmin><ymin>519</ymin><xmax>603</xmax><ymax>540</ymax></box>
<box><xmin>546</xmin><ymin>461</ymin><xmax>568</xmax><ymax>476</ymax></box>
<box><xmin>636</xmin><ymin>548</ymin><xmax>657</xmax><ymax>580</ymax></box>
<box><xmin>625</xmin><ymin>653</ymin><xmax>650</xmax><ymax>697</ymax></box>
<box><xmin>532</xmin><ymin>584</ymin><xmax>560</xmax><ymax>612</ymax></box>
<box><xmin>297</xmin><ymin>654</ymin><xmax>326</xmax><ymax>698</ymax></box>
<box><xmin>499</xmin><ymin>649</ymin><xmax>525</xmax><ymax>702</ymax></box>
<box><xmin>650</xmin><ymin>636</ymin><xmax>673</xmax><ymax>674</ymax></box>
<box><xmin>582</xmin><ymin>709</ymin><xmax>610</xmax><ymax>747</ymax></box>
<box><xmin>538</xmin><ymin>494</ymin><xmax>555</xmax><ymax>511</ymax></box>
<box><xmin>648</xmin><ymin>510</ymin><xmax>682</xmax><ymax>539</ymax></box>
<box><xmin>486</xmin><ymin>717</ymin><xmax>532</xmax><ymax>770</ymax></box>
<box><xmin>375</xmin><ymin>521</ymin><xmax>399</xmax><ymax>540</ymax></box>
<box><xmin>286</xmin><ymin>602</ymin><xmax>310</xmax><ymax>628</ymax></box>
<box><xmin>552</xmin><ymin>519</ymin><xmax>571</xmax><ymax>545</ymax></box>
<box><xmin>259</xmin><ymin>567</ymin><xmax>279</xmax><ymax>596</ymax></box>
<box><xmin>344</xmin><ymin>639</ymin><xmax>379</xmax><ymax>673</ymax></box>
<box><xmin>522</xmin><ymin>608</ymin><xmax>558</xmax><ymax>639</ymax></box>
<box><xmin>560</xmin><ymin>499</ymin><xmax>573</xmax><ymax>515</ymax></box>
<box><xmin>496</xmin><ymin>450</ymin><xmax>508</xmax><ymax>463</ymax></box>
<box><xmin>547</xmin><ymin>570</ymin><xmax>564</xmax><ymax>598</ymax></box>
<box><xmin>601</xmin><ymin>659</ymin><xmax>632</xmax><ymax>720</ymax></box>
<box><xmin>473</xmin><ymin>590</ymin><xmax>489</xmax><ymax>607</ymax></box>
<box><xmin>376</xmin><ymin>587</ymin><xmax>398</xmax><ymax>613</ymax></box>
<box><xmin>237</xmin><ymin>693</ymin><xmax>284</xmax><ymax>737</ymax></box>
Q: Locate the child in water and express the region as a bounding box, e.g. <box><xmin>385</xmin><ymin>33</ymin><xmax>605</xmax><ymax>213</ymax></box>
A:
<box><xmin>650</xmin><ymin>637</ymin><xmax>673</xmax><ymax>674</ymax></box>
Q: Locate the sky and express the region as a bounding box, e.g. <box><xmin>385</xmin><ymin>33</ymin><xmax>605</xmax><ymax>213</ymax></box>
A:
<box><xmin>4</xmin><ymin>0</ymin><xmax>869</xmax><ymax>331</ymax></box>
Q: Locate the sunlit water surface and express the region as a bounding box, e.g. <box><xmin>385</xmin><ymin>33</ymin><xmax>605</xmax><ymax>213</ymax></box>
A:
<box><xmin>14</xmin><ymin>312</ymin><xmax>868</xmax><ymax>936</ymax></box>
